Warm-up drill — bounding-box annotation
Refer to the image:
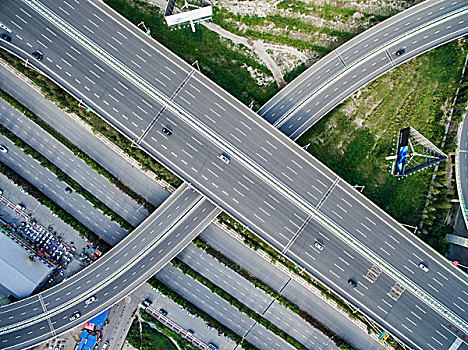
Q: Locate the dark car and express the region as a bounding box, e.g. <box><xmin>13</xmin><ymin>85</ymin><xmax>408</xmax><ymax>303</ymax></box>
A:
<box><xmin>32</xmin><ymin>50</ymin><xmax>43</xmax><ymax>61</ymax></box>
<box><xmin>159</xmin><ymin>308</ymin><xmax>168</xmax><ymax>316</ymax></box>
<box><xmin>395</xmin><ymin>48</ymin><xmax>405</xmax><ymax>56</ymax></box>
<box><xmin>0</xmin><ymin>33</ymin><xmax>11</xmax><ymax>42</ymax></box>
<box><xmin>65</xmin><ymin>187</ymin><xmax>73</xmax><ymax>194</ymax></box>
<box><xmin>162</xmin><ymin>127</ymin><xmax>172</xmax><ymax>136</ymax></box>
<box><xmin>348</xmin><ymin>279</ymin><xmax>357</xmax><ymax>288</ymax></box>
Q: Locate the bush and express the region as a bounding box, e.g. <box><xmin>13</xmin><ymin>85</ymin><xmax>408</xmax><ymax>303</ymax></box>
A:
<box><xmin>126</xmin><ymin>317</ymin><xmax>178</xmax><ymax>350</ymax></box>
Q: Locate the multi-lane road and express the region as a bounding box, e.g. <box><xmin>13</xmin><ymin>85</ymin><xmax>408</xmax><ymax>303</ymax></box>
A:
<box><xmin>259</xmin><ymin>0</ymin><xmax>468</xmax><ymax>139</ymax></box>
<box><xmin>0</xmin><ymin>0</ymin><xmax>467</xmax><ymax>349</ymax></box>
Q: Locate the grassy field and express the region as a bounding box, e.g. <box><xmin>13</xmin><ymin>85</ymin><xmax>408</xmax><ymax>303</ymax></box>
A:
<box><xmin>126</xmin><ymin>318</ymin><xmax>178</xmax><ymax>350</ymax></box>
<box><xmin>298</xmin><ymin>40</ymin><xmax>466</xmax><ymax>253</ymax></box>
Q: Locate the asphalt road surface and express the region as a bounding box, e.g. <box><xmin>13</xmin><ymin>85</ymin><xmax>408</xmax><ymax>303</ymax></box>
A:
<box><xmin>259</xmin><ymin>0</ymin><xmax>468</xmax><ymax>139</ymax></box>
<box><xmin>199</xmin><ymin>225</ymin><xmax>383</xmax><ymax>350</ymax></box>
<box><xmin>0</xmin><ymin>183</ymin><xmax>219</xmax><ymax>350</ymax></box>
<box><xmin>0</xmin><ymin>0</ymin><xmax>466</xmax><ymax>349</ymax></box>
<box><xmin>139</xmin><ymin>283</ymin><xmax>239</xmax><ymax>350</ymax></box>
<box><xmin>0</xmin><ymin>57</ymin><xmax>383</xmax><ymax>349</ymax></box>
<box><xmin>0</xmin><ymin>60</ymin><xmax>335</xmax><ymax>350</ymax></box>
<box><xmin>156</xmin><ymin>264</ymin><xmax>300</xmax><ymax>350</ymax></box>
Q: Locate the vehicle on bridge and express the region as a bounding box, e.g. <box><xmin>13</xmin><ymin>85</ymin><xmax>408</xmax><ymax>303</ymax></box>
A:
<box><xmin>69</xmin><ymin>311</ymin><xmax>81</xmax><ymax>321</ymax></box>
<box><xmin>218</xmin><ymin>153</ymin><xmax>230</xmax><ymax>164</ymax></box>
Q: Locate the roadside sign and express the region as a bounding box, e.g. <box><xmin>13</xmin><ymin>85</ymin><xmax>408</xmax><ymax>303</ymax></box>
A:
<box><xmin>379</xmin><ymin>331</ymin><xmax>389</xmax><ymax>342</ymax></box>
<box><xmin>146</xmin><ymin>29</ymin><xmax>151</xmax><ymax>35</ymax></box>
<box><xmin>453</xmin><ymin>261</ymin><xmax>459</xmax><ymax>266</ymax></box>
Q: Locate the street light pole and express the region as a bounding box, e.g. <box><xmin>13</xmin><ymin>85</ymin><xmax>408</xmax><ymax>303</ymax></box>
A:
<box><xmin>353</xmin><ymin>184</ymin><xmax>365</xmax><ymax>192</ymax></box>
<box><xmin>72</xmin><ymin>152</ymin><xmax>80</xmax><ymax>162</ymax></box>
<box><xmin>402</xmin><ymin>223</ymin><xmax>418</xmax><ymax>234</ymax></box>
<box><xmin>31</xmin><ymin>202</ymin><xmax>40</xmax><ymax>213</ymax></box>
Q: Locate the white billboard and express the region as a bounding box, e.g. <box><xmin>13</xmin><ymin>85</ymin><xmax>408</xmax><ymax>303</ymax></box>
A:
<box><xmin>165</xmin><ymin>6</ymin><xmax>212</xmax><ymax>27</ymax></box>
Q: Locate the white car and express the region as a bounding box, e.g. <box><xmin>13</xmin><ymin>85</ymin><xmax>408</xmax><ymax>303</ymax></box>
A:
<box><xmin>69</xmin><ymin>311</ymin><xmax>81</xmax><ymax>321</ymax></box>
<box><xmin>0</xmin><ymin>145</ymin><xmax>8</xmax><ymax>153</ymax></box>
<box><xmin>314</xmin><ymin>241</ymin><xmax>324</xmax><ymax>251</ymax></box>
<box><xmin>218</xmin><ymin>153</ymin><xmax>230</xmax><ymax>164</ymax></box>
<box><xmin>85</xmin><ymin>296</ymin><xmax>96</xmax><ymax>305</ymax></box>
<box><xmin>418</xmin><ymin>263</ymin><xmax>429</xmax><ymax>272</ymax></box>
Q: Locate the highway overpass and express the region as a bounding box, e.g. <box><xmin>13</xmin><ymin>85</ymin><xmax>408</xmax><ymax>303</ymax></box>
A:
<box><xmin>259</xmin><ymin>0</ymin><xmax>468</xmax><ymax>139</ymax></box>
<box><xmin>0</xmin><ymin>0</ymin><xmax>466</xmax><ymax>349</ymax></box>
<box><xmin>0</xmin><ymin>183</ymin><xmax>219</xmax><ymax>350</ymax></box>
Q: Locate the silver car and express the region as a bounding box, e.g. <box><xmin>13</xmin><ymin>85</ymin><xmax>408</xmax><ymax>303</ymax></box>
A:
<box><xmin>314</xmin><ymin>241</ymin><xmax>324</xmax><ymax>251</ymax></box>
<box><xmin>218</xmin><ymin>153</ymin><xmax>230</xmax><ymax>164</ymax></box>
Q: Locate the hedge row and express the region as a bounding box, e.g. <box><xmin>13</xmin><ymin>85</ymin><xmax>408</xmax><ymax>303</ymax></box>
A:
<box><xmin>0</xmin><ymin>160</ymin><xmax>110</xmax><ymax>250</ymax></box>
<box><xmin>0</xmin><ymin>88</ymin><xmax>156</xmax><ymax>213</ymax></box>
<box><xmin>0</xmin><ymin>123</ymin><xmax>134</xmax><ymax>231</ymax></box>
<box><xmin>172</xmin><ymin>258</ymin><xmax>308</xmax><ymax>350</ymax></box>
<box><xmin>148</xmin><ymin>278</ymin><xmax>259</xmax><ymax>350</ymax></box>
<box><xmin>192</xmin><ymin>238</ymin><xmax>355</xmax><ymax>349</ymax></box>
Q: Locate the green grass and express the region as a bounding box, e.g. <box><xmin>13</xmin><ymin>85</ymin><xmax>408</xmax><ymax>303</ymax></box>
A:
<box><xmin>212</xmin><ymin>1</ymin><xmax>401</xmax><ymax>54</ymax></box>
<box><xmin>298</xmin><ymin>41</ymin><xmax>465</xmax><ymax>253</ymax></box>
<box><xmin>104</xmin><ymin>0</ymin><xmax>278</xmax><ymax>108</ymax></box>
<box><xmin>277</xmin><ymin>0</ymin><xmax>399</xmax><ymax>20</ymax></box>
<box><xmin>126</xmin><ymin>318</ymin><xmax>178</xmax><ymax>350</ymax></box>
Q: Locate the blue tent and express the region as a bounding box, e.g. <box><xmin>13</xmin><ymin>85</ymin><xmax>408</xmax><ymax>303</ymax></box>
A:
<box><xmin>82</xmin><ymin>334</ymin><xmax>97</xmax><ymax>350</ymax></box>
<box><xmin>88</xmin><ymin>309</ymin><xmax>108</xmax><ymax>328</ymax></box>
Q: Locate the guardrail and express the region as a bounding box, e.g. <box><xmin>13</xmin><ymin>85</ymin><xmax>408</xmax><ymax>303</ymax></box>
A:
<box><xmin>21</xmin><ymin>0</ymin><xmax>468</xmax><ymax>335</ymax></box>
